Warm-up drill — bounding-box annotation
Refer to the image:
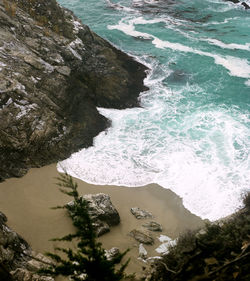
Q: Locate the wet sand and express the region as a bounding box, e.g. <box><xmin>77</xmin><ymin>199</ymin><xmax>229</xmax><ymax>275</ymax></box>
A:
<box><xmin>0</xmin><ymin>164</ymin><xmax>204</xmax><ymax>277</ymax></box>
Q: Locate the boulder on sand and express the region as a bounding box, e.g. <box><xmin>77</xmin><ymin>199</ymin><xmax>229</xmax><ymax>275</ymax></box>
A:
<box><xmin>68</xmin><ymin>193</ymin><xmax>120</xmax><ymax>236</ymax></box>
<box><xmin>130</xmin><ymin>207</ymin><xmax>153</xmax><ymax>219</ymax></box>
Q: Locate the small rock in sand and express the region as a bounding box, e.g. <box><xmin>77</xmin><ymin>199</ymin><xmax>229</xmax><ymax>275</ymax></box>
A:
<box><xmin>142</xmin><ymin>221</ymin><xmax>162</xmax><ymax>232</ymax></box>
<box><xmin>130</xmin><ymin>207</ymin><xmax>153</xmax><ymax>219</ymax></box>
<box><xmin>129</xmin><ymin>229</ymin><xmax>154</xmax><ymax>245</ymax></box>
<box><xmin>139</xmin><ymin>243</ymin><xmax>148</xmax><ymax>259</ymax></box>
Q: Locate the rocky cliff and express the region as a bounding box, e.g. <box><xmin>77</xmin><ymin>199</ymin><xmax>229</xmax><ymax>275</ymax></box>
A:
<box><xmin>0</xmin><ymin>211</ymin><xmax>54</xmax><ymax>281</ymax></box>
<box><xmin>0</xmin><ymin>0</ymin><xmax>148</xmax><ymax>181</ymax></box>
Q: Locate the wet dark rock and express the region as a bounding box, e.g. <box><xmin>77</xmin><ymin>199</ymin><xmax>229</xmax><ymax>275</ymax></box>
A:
<box><xmin>225</xmin><ymin>0</ymin><xmax>240</xmax><ymax>3</ymax></box>
<box><xmin>68</xmin><ymin>193</ymin><xmax>120</xmax><ymax>236</ymax></box>
<box><xmin>142</xmin><ymin>221</ymin><xmax>163</xmax><ymax>232</ymax></box>
<box><xmin>129</xmin><ymin>229</ymin><xmax>154</xmax><ymax>245</ymax></box>
<box><xmin>224</xmin><ymin>0</ymin><xmax>250</xmax><ymax>9</ymax></box>
<box><xmin>0</xmin><ymin>211</ymin><xmax>7</xmax><ymax>224</ymax></box>
<box><xmin>0</xmin><ymin>0</ymin><xmax>148</xmax><ymax>181</ymax></box>
<box><xmin>242</xmin><ymin>2</ymin><xmax>250</xmax><ymax>9</ymax></box>
<box><xmin>130</xmin><ymin>207</ymin><xmax>153</xmax><ymax>219</ymax></box>
<box><xmin>0</xmin><ymin>211</ymin><xmax>54</xmax><ymax>280</ymax></box>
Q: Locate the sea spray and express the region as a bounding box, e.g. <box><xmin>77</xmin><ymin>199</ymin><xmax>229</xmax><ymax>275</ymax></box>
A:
<box><xmin>58</xmin><ymin>0</ymin><xmax>250</xmax><ymax>221</ymax></box>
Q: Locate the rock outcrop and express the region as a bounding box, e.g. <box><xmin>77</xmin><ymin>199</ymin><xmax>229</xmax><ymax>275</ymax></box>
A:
<box><xmin>142</xmin><ymin>221</ymin><xmax>162</xmax><ymax>232</ymax></box>
<box><xmin>224</xmin><ymin>0</ymin><xmax>250</xmax><ymax>9</ymax></box>
<box><xmin>129</xmin><ymin>229</ymin><xmax>154</xmax><ymax>245</ymax></box>
<box><xmin>130</xmin><ymin>207</ymin><xmax>153</xmax><ymax>219</ymax></box>
<box><xmin>0</xmin><ymin>0</ymin><xmax>148</xmax><ymax>181</ymax></box>
<box><xmin>68</xmin><ymin>193</ymin><xmax>120</xmax><ymax>236</ymax></box>
<box><xmin>242</xmin><ymin>1</ymin><xmax>250</xmax><ymax>9</ymax></box>
<box><xmin>0</xmin><ymin>211</ymin><xmax>54</xmax><ymax>281</ymax></box>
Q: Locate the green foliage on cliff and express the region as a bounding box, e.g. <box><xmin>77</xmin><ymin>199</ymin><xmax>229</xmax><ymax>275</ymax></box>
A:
<box><xmin>148</xmin><ymin>193</ymin><xmax>250</xmax><ymax>281</ymax></box>
<box><xmin>40</xmin><ymin>173</ymin><xmax>129</xmax><ymax>281</ymax></box>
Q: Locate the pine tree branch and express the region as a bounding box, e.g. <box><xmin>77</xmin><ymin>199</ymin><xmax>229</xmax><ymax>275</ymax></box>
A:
<box><xmin>207</xmin><ymin>252</ymin><xmax>250</xmax><ymax>277</ymax></box>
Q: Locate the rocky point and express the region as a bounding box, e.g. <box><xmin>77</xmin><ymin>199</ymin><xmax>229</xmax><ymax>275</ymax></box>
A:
<box><xmin>0</xmin><ymin>0</ymin><xmax>148</xmax><ymax>181</ymax></box>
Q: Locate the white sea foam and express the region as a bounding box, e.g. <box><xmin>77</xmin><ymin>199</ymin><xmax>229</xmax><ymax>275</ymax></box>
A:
<box><xmin>109</xmin><ymin>17</ymin><xmax>250</xmax><ymax>79</ymax></box>
<box><xmin>58</xmin><ymin>15</ymin><xmax>250</xmax><ymax>220</ymax></box>
<box><xmin>105</xmin><ymin>0</ymin><xmax>137</xmax><ymax>13</ymax></box>
<box><xmin>58</xmin><ymin>3</ymin><xmax>250</xmax><ymax>222</ymax></box>
<box><xmin>108</xmin><ymin>22</ymin><xmax>152</xmax><ymax>39</ymax></box>
<box><xmin>201</xmin><ymin>38</ymin><xmax>250</xmax><ymax>51</ymax></box>
<box><xmin>212</xmin><ymin>55</ymin><xmax>250</xmax><ymax>79</ymax></box>
<box><xmin>207</xmin><ymin>0</ymin><xmax>235</xmax><ymax>12</ymax></box>
<box><xmin>201</xmin><ymin>16</ymin><xmax>240</xmax><ymax>26</ymax></box>
<box><xmin>151</xmin><ymin>37</ymin><xmax>250</xmax><ymax>79</ymax></box>
<box><xmin>58</xmin><ymin>73</ymin><xmax>250</xmax><ymax>221</ymax></box>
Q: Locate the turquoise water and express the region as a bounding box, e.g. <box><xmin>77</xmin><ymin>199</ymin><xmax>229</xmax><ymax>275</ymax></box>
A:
<box><xmin>58</xmin><ymin>0</ymin><xmax>250</xmax><ymax>220</ymax></box>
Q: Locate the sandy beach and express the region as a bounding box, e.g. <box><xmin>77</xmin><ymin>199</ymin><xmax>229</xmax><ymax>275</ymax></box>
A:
<box><xmin>0</xmin><ymin>164</ymin><xmax>204</xmax><ymax>277</ymax></box>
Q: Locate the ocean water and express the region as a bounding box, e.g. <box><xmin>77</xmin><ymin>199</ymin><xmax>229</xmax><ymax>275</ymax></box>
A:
<box><xmin>57</xmin><ymin>0</ymin><xmax>250</xmax><ymax>221</ymax></box>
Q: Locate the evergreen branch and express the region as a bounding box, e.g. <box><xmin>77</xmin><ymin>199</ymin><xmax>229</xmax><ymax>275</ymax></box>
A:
<box><xmin>50</xmin><ymin>233</ymin><xmax>78</xmax><ymax>242</ymax></box>
<box><xmin>40</xmin><ymin>173</ymin><xmax>129</xmax><ymax>280</ymax></box>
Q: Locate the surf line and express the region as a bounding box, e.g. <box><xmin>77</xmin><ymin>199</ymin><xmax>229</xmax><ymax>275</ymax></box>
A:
<box><xmin>108</xmin><ymin>18</ymin><xmax>250</xmax><ymax>79</ymax></box>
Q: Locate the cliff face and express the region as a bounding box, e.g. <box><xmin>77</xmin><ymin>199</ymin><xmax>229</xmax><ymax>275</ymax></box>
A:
<box><xmin>0</xmin><ymin>0</ymin><xmax>148</xmax><ymax>181</ymax></box>
<box><xmin>0</xmin><ymin>211</ymin><xmax>54</xmax><ymax>281</ymax></box>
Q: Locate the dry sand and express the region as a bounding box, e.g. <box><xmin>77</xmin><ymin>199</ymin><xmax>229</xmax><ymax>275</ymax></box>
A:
<box><xmin>0</xmin><ymin>164</ymin><xmax>204</xmax><ymax>277</ymax></box>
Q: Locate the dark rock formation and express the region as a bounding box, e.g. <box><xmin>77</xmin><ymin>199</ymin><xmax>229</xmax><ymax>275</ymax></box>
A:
<box><xmin>0</xmin><ymin>0</ymin><xmax>148</xmax><ymax>181</ymax></box>
<box><xmin>130</xmin><ymin>207</ymin><xmax>153</xmax><ymax>219</ymax></box>
<box><xmin>129</xmin><ymin>229</ymin><xmax>154</xmax><ymax>245</ymax></box>
<box><xmin>226</xmin><ymin>0</ymin><xmax>240</xmax><ymax>3</ymax></box>
<box><xmin>0</xmin><ymin>211</ymin><xmax>54</xmax><ymax>281</ymax></box>
<box><xmin>68</xmin><ymin>193</ymin><xmax>120</xmax><ymax>236</ymax></box>
<box><xmin>0</xmin><ymin>211</ymin><xmax>31</xmax><ymax>278</ymax></box>
<box><xmin>242</xmin><ymin>2</ymin><xmax>250</xmax><ymax>9</ymax></box>
<box><xmin>142</xmin><ymin>221</ymin><xmax>162</xmax><ymax>232</ymax></box>
<box><xmin>224</xmin><ymin>0</ymin><xmax>250</xmax><ymax>9</ymax></box>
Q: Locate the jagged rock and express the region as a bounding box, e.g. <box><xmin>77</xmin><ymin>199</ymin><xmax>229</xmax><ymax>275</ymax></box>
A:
<box><xmin>242</xmin><ymin>2</ymin><xmax>250</xmax><ymax>9</ymax></box>
<box><xmin>0</xmin><ymin>215</ymin><xmax>31</xmax><ymax>271</ymax></box>
<box><xmin>0</xmin><ymin>211</ymin><xmax>54</xmax><ymax>280</ymax></box>
<box><xmin>26</xmin><ymin>252</ymin><xmax>53</xmax><ymax>271</ymax></box>
<box><xmin>224</xmin><ymin>0</ymin><xmax>250</xmax><ymax>9</ymax></box>
<box><xmin>0</xmin><ymin>211</ymin><xmax>7</xmax><ymax>224</ymax></box>
<box><xmin>130</xmin><ymin>207</ymin><xmax>153</xmax><ymax>219</ymax></box>
<box><xmin>68</xmin><ymin>193</ymin><xmax>120</xmax><ymax>236</ymax></box>
<box><xmin>139</xmin><ymin>243</ymin><xmax>148</xmax><ymax>259</ymax></box>
<box><xmin>142</xmin><ymin>221</ymin><xmax>162</xmax><ymax>232</ymax></box>
<box><xmin>129</xmin><ymin>229</ymin><xmax>154</xmax><ymax>245</ymax></box>
<box><xmin>0</xmin><ymin>0</ymin><xmax>148</xmax><ymax>181</ymax></box>
<box><xmin>11</xmin><ymin>268</ymin><xmax>54</xmax><ymax>281</ymax></box>
<box><xmin>225</xmin><ymin>0</ymin><xmax>240</xmax><ymax>3</ymax></box>
<box><xmin>105</xmin><ymin>247</ymin><xmax>120</xmax><ymax>261</ymax></box>
<box><xmin>92</xmin><ymin>221</ymin><xmax>110</xmax><ymax>237</ymax></box>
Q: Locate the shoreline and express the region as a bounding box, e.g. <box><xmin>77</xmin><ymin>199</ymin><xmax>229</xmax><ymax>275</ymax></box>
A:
<box><xmin>0</xmin><ymin>164</ymin><xmax>204</xmax><ymax>276</ymax></box>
